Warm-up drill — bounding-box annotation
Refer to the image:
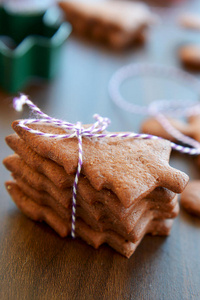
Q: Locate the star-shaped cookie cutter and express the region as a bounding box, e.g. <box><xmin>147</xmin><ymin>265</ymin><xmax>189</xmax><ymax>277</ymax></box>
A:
<box><xmin>0</xmin><ymin>5</ymin><xmax>72</xmax><ymax>93</ymax></box>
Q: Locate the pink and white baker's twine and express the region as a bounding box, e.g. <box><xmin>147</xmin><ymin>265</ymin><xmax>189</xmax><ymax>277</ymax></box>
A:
<box><xmin>13</xmin><ymin>92</ymin><xmax>200</xmax><ymax>237</ymax></box>
<box><xmin>109</xmin><ymin>63</ymin><xmax>200</xmax><ymax>152</ymax></box>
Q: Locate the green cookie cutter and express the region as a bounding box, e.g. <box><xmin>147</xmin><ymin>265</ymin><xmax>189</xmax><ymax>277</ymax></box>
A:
<box><xmin>0</xmin><ymin>5</ymin><xmax>72</xmax><ymax>93</ymax></box>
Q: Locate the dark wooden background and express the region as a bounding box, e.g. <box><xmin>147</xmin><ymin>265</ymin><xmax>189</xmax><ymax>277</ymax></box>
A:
<box><xmin>1</xmin><ymin>0</ymin><xmax>200</xmax><ymax>299</ymax></box>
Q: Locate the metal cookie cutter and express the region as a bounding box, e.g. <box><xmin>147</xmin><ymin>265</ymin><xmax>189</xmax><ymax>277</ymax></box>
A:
<box><xmin>0</xmin><ymin>5</ymin><xmax>72</xmax><ymax>93</ymax></box>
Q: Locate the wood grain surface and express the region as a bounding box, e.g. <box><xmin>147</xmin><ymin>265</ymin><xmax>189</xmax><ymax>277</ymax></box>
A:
<box><xmin>0</xmin><ymin>0</ymin><xmax>200</xmax><ymax>299</ymax></box>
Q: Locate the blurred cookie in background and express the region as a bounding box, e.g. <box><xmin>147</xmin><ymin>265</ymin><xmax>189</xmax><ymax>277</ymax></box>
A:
<box><xmin>58</xmin><ymin>0</ymin><xmax>157</xmax><ymax>49</ymax></box>
<box><xmin>180</xmin><ymin>180</ymin><xmax>200</xmax><ymax>218</ymax></box>
<box><xmin>179</xmin><ymin>45</ymin><xmax>200</xmax><ymax>71</ymax></box>
<box><xmin>179</xmin><ymin>14</ymin><xmax>200</xmax><ymax>31</ymax></box>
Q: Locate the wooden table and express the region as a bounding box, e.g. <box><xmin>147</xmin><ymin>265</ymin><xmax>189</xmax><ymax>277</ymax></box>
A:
<box><xmin>0</xmin><ymin>1</ymin><xmax>200</xmax><ymax>299</ymax></box>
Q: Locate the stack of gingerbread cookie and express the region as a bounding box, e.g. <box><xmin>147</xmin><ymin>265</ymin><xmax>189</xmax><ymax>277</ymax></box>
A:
<box><xmin>3</xmin><ymin>120</ymin><xmax>189</xmax><ymax>258</ymax></box>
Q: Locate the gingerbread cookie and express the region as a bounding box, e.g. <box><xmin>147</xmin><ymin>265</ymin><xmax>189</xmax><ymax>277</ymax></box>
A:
<box><xmin>179</xmin><ymin>45</ymin><xmax>200</xmax><ymax>70</ymax></box>
<box><xmin>179</xmin><ymin>14</ymin><xmax>200</xmax><ymax>31</ymax></box>
<box><xmin>180</xmin><ymin>180</ymin><xmax>200</xmax><ymax>217</ymax></box>
<box><xmin>141</xmin><ymin>114</ymin><xmax>200</xmax><ymax>158</ymax></box>
<box><xmin>141</xmin><ymin>117</ymin><xmax>191</xmax><ymax>142</ymax></box>
<box><xmin>58</xmin><ymin>0</ymin><xmax>156</xmax><ymax>49</ymax></box>
<box><xmin>178</xmin><ymin>14</ymin><xmax>200</xmax><ymax>70</ymax></box>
